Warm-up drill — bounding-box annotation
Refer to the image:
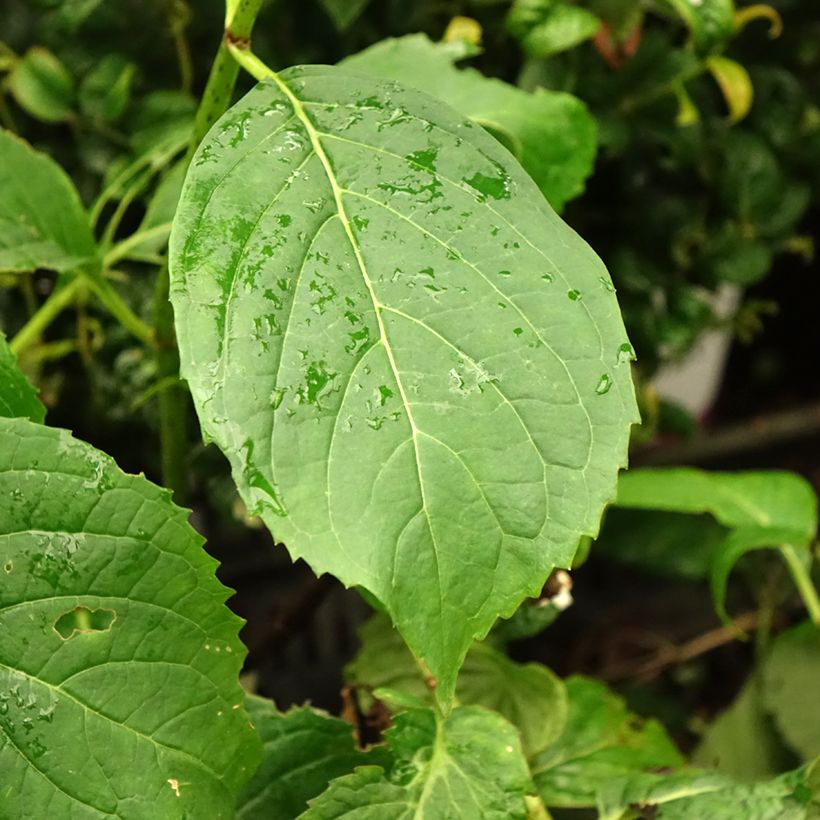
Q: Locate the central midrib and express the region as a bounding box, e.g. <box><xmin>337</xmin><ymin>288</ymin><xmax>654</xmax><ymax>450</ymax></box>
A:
<box><xmin>268</xmin><ymin>73</ymin><xmax>447</xmax><ymax>633</ymax></box>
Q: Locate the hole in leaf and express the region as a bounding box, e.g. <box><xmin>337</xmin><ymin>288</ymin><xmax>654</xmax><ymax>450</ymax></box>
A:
<box><xmin>53</xmin><ymin>606</ymin><xmax>116</xmax><ymax>639</ymax></box>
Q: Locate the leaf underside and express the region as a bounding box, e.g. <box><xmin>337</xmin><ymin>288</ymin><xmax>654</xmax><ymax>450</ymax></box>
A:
<box><xmin>170</xmin><ymin>66</ymin><xmax>637</xmax><ymax>700</ymax></box>
<box><xmin>0</xmin><ymin>418</ymin><xmax>260</xmax><ymax>818</ymax></box>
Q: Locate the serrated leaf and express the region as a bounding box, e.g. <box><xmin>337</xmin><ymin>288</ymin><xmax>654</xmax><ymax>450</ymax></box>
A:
<box><xmin>0</xmin><ymin>333</ymin><xmax>45</xmax><ymax>422</ymax></box>
<box><xmin>301</xmin><ymin>705</ymin><xmax>533</xmax><ymax>818</ymax></box>
<box><xmin>342</xmin><ymin>34</ymin><xmax>597</xmax><ymax>210</ymax></box>
<box><xmin>346</xmin><ymin>613</ymin><xmax>568</xmax><ymax>757</ymax></box>
<box><xmin>596</xmin><ymin>764</ymin><xmax>817</xmax><ymax>820</ymax></box>
<box><xmin>531</xmin><ymin>675</ymin><xmax>684</xmax><ymax>808</ymax></box>
<box><xmin>318</xmin><ymin>0</ymin><xmax>373</xmax><ymax>30</ymax></box>
<box><xmin>170</xmin><ymin>67</ymin><xmax>637</xmax><ymax>704</ymax></box>
<box><xmin>0</xmin><ymin>129</ymin><xmax>99</xmax><ymax>274</ymax></box>
<box><xmin>761</xmin><ymin>622</ymin><xmax>820</xmax><ymax>762</ymax></box>
<box><xmin>0</xmin><ymin>418</ymin><xmax>261</xmax><ymax>817</ymax></box>
<box><xmin>8</xmin><ymin>47</ymin><xmax>75</xmax><ymax>123</ymax></box>
<box><xmin>613</xmin><ymin>468</ymin><xmax>818</xmax><ymax>624</ymax></box>
<box><xmin>507</xmin><ymin>0</ymin><xmax>601</xmax><ymax>58</ymax></box>
<box><xmin>660</xmin><ymin>0</ymin><xmax>735</xmax><ymax>51</ymax></box>
<box><xmin>237</xmin><ymin>697</ymin><xmax>387</xmax><ymax>819</ymax></box>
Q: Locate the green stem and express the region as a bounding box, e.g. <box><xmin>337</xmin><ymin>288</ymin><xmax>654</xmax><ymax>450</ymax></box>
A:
<box><xmin>9</xmin><ymin>277</ymin><xmax>85</xmax><ymax>355</ymax></box>
<box><xmin>104</xmin><ymin>222</ymin><xmax>173</xmax><ymax>267</ymax></box>
<box><xmin>781</xmin><ymin>544</ymin><xmax>820</xmax><ymax>626</ymax></box>
<box><xmin>150</xmin><ymin>0</ymin><xmax>264</xmax><ymax>500</ymax></box>
<box><xmin>87</xmin><ymin>278</ymin><xmax>156</xmax><ymax>348</ymax></box>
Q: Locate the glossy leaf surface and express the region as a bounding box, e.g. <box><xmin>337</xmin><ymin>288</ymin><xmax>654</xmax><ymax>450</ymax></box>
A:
<box><xmin>301</xmin><ymin>706</ymin><xmax>533</xmax><ymax>818</ymax></box>
<box><xmin>0</xmin><ymin>129</ymin><xmax>99</xmax><ymax>274</ymax></box>
<box><xmin>170</xmin><ymin>67</ymin><xmax>637</xmax><ymax>701</ymax></box>
<box><xmin>0</xmin><ymin>333</ymin><xmax>45</xmax><ymax>422</ymax></box>
<box><xmin>342</xmin><ymin>34</ymin><xmax>597</xmax><ymax>210</ymax></box>
<box><xmin>0</xmin><ymin>418</ymin><xmax>260</xmax><ymax>818</ymax></box>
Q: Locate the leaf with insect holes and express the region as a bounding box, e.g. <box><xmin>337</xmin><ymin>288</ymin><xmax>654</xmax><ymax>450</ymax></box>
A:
<box><xmin>0</xmin><ymin>333</ymin><xmax>45</xmax><ymax>422</ymax></box>
<box><xmin>0</xmin><ymin>129</ymin><xmax>99</xmax><ymax>275</ymax></box>
<box><xmin>301</xmin><ymin>705</ymin><xmax>534</xmax><ymax>818</ymax></box>
<box><xmin>0</xmin><ymin>418</ymin><xmax>260</xmax><ymax>818</ymax></box>
<box><xmin>169</xmin><ymin>67</ymin><xmax>637</xmax><ymax>705</ymax></box>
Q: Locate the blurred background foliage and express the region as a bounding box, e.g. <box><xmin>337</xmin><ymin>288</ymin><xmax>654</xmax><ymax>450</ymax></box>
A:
<box><xmin>1</xmin><ymin>0</ymin><xmax>819</xmax><ymax>760</ymax></box>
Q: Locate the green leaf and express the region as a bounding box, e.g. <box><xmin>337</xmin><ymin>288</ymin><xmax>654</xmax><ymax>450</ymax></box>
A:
<box><xmin>127</xmin><ymin>160</ymin><xmax>186</xmax><ymax>260</ymax></box>
<box><xmin>613</xmin><ymin>468</ymin><xmax>818</xmax><ymax>623</ymax></box>
<box><xmin>507</xmin><ymin>0</ymin><xmax>602</xmax><ymax>58</ymax></box>
<box><xmin>8</xmin><ymin>47</ymin><xmax>75</xmax><ymax>123</ymax></box>
<box><xmin>596</xmin><ymin>764</ymin><xmax>817</xmax><ymax>820</ymax></box>
<box><xmin>79</xmin><ymin>54</ymin><xmax>136</xmax><ymax>121</ymax></box>
<box><xmin>342</xmin><ymin>33</ymin><xmax>597</xmax><ymax>211</ymax></box>
<box><xmin>707</xmin><ymin>54</ymin><xmax>753</xmax><ymax>123</ymax></box>
<box><xmin>0</xmin><ymin>418</ymin><xmax>261</xmax><ymax>816</ymax></box>
<box><xmin>0</xmin><ymin>333</ymin><xmax>45</xmax><ymax>422</ymax></box>
<box><xmin>170</xmin><ymin>68</ymin><xmax>637</xmax><ymax>703</ymax></box>
<box><xmin>693</xmin><ymin>677</ymin><xmax>793</xmax><ymax>781</ymax></box>
<box><xmin>660</xmin><ymin>0</ymin><xmax>735</xmax><ymax>51</ymax></box>
<box><xmin>0</xmin><ymin>129</ymin><xmax>99</xmax><ymax>274</ymax></box>
<box><xmin>531</xmin><ymin>675</ymin><xmax>684</xmax><ymax>808</ymax></box>
<box><xmin>347</xmin><ymin>614</ymin><xmax>568</xmax><ymax>756</ymax></box>
<box><xmin>237</xmin><ymin>697</ymin><xmax>387</xmax><ymax>819</ymax></box>
<box><xmin>301</xmin><ymin>705</ymin><xmax>533</xmax><ymax>818</ymax></box>
<box><xmin>761</xmin><ymin>622</ymin><xmax>820</xmax><ymax>761</ymax></box>
<box><xmin>318</xmin><ymin>0</ymin><xmax>373</xmax><ymax>30</ymax></box>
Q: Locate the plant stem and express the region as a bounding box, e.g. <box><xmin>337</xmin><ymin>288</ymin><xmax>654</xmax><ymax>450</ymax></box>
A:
<box><xmin>104</xmin><ymin>222</ymin><xmax>173</xmax><ymax>268</ymax></box>
<box><xmin>780</xmin><ymin>544</ymin><xmax>820</xmax><ymax>626</ymax></box>
<box><xmin>150</xmin><ymin>0</ymin><xmax>265</xmax><ymax>500</ymax></box>
<box><xmin>10</xmin><ymin>277</ymin><xmax>85</xmax><ymax>355</ymax></box>
<box><xmin>87</xmin><ymin>277</ymin><xmax>156</xmax><ymax>347</ymax></box>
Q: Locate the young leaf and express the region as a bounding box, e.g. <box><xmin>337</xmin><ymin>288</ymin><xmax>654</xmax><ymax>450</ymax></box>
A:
<box><xmin>79</xmin><ymin>54</ymin><xmax>136</xmax><ymax>121</ymax></box>
<box><xmin>707</xmin><ymin>55</ymin><xmax>754</xmax><ymax>123</ymax></box>
<box><xmin>0</xmin><ymin>418</ymin><xmax>261</xmax><ymax>817</ymax></box>
<box><xmin>8</xmin><ymin>47</ymin><xmax>75</xmax><ymax>123</ymax></box>
<box><xmin>0</xmin><ymin>129</ymin><xmax>99</xmax><ymax>274</ymax></box>
<box><xmin>170</xmin><ymin>68</ymin><xmax>637</xmax><ymax>704</ymax></box>
<box><xmin>596</xmin><ymin>764</ymin><xmax>818</xmax><ymax>820</ymax></box>
<box><xmin>507</xmin><ymin>0</ymin><xmax>601</xmax><ymax>58</ymax></box>
<box><xmin>659</xmin><ymin>0</ymin><xmax>735</xmax><ymax>52</ymax></box>
<box><xmin>318</xmin><ymin>0</ymin><xmax>373</xmax><ymax>31</ymax></box>
<box><xmin>347</xmin><ymin>613</ymin><xmax>568</xmax><ymax>757</ymax></box>
<box><xmin>237</xmin><ymin>697</ymin><xmax>387</xmax><ymax>819</ymax></box>
<box><xmin>341</xmin><ymin>34</ymin><xmax>597</xmax><ymax>211</ymax></box>
<box><xmin>301</xmin><ymin>706</ymin><xmax>533</xmax><ymax>818</ymax></box>
<box><xmin>531</xmin><ymin>676</ymin><xmax>684</xmax><ymax>808</ymax></box>
<box><xmin>612</xmin><ymin>468</ymin><xmax>818</xmax><ymax>623</ymax></box>
<box><xmin>0</xmin><ymin>332</ymin><xmax>45</xmax><ymax>422</ymax></box>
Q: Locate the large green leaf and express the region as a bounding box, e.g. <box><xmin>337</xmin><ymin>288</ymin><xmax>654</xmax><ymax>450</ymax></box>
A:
<box><xmin>0</xmin><ymin>418</ymin><xmax>261</xmax><ymax>817</ymax></box>
<box><xmin>170</xmin><ymin>67</ymin><xmax>637</xmax><ymax>703</ymax></box>
<box><xmin>531</xmin><ymin>675</ymin><xmax>684</xmax><ymax>808</ymax></box>
<box><xmin>611</xmin><ymin>468</ymin><xmax>818</xmax><ymax>621</ymax></box>
<box><xmin>301</xmin><ymin>706</ymin><xmax>533</xmax><ymax>818</ymax></box>
<box><xmin>237</xmin><ymin>697</ymin><xmax>386</xmax><ymax>819</ymax></box>
<box><xmin>0</xmin><ymin>333</ymin><xmax>45</xmax><ymax>422</ymax></box>
<box><xmin>342</xmin><ymin>34</ymin><xmax>597</xmax><ymax>210</ymax></box>
<box><xmin>347</xmin><ymin>613</ymin><xmax>568</xmax><ymax>757</ymax></box>
<box><xmin>0</xmin><ymin>129</ymin><xmax>99</xmax><ymax>274</ymax></box>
